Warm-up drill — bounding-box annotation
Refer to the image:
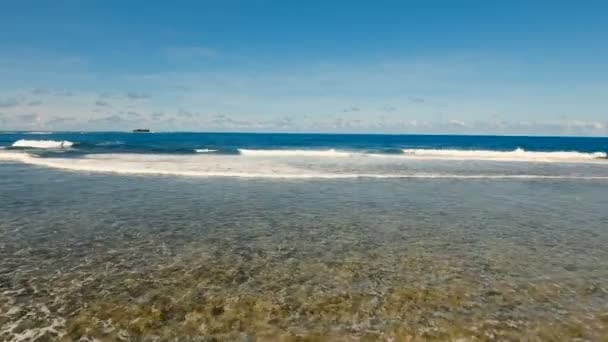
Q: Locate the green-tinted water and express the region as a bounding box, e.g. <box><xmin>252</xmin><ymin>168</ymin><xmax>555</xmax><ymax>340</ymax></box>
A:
<box><xmin>1</xmin><ymin>164</ymin><xmax>607</xmax><ymax>340</ymax></box>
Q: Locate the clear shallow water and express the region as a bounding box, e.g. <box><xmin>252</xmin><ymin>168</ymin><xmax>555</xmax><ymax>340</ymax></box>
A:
<box><xmin>1</xmin><ymin>133</ymin><xmax>608</xmax><ymax>340</ymax></box>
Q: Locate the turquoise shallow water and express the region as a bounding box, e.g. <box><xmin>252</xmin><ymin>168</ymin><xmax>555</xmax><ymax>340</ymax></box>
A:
<box><xmin>1</xmin><ymin>158</ymin><xmax>608</xmax><ymax>340</ymax></box>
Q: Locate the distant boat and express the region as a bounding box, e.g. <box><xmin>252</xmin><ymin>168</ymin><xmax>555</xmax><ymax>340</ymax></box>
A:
<box><xmin>132</xmin><ymin>129</ymin><xmax>151</xmax><ymax>133</ymax></box>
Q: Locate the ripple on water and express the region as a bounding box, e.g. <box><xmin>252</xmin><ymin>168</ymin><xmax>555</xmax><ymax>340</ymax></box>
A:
<box><xmin>1</xmin><ymin>170</ymin><xmax>608</xmax><ymax>340</ymax></box>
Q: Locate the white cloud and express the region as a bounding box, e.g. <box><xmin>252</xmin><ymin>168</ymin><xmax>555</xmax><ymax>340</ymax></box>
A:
<box><xmin>0</xmin><ymin>98</ymin><xmax>19</xmax><ymax>108</ymax></box>
<box><xmin>341</xmin><ymin>106</ymin><xmax>360</xmax><ymax>113</ymax></box>
<box><xmin>163</xmin><ymin>46</ymin><xmax>218</xmax><ymax>60</ymax></box>
<box><xmin>45</xmin><ymin>116</ymin><xmax>75</xmax><ymax>127</ymax></box>
<box><xmin>126</xmin><ymin>92</ymin><xmax>149</xmax><ymax>100</ymax></box>
<box><xmin>0</xmin><ymin>53</ymin><xmax>606</xmax><ymax>135</ymax></box>
<box><xmin>409</xmin><ymin>97</ymin><xmax>425</xmax><ymax>103</ymax></box>
<box><xmin>448</xmin><ymin>119</ymin><xmax>467</xmax><ymax>127</ymax></box>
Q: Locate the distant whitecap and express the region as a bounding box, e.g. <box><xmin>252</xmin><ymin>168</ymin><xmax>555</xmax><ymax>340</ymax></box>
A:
<box><xmin>12</xmin><ymin>139</ymin><xmax>74</xmax><ymax>149</ymax></box>
<box><xmin>238</xmin><ymin>149</ymin><xmax>352</xmax><ymax>157</ymax></box>
<box><xmin>398</xmin><ymin>148</ymin><xmax>606</xmax><ymax>162</ymax></box>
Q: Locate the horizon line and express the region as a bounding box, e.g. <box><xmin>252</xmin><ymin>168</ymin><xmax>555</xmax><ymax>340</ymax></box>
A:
<box><xmin>1</xmin><ymin>130</ymin><xmax>607</xmax><ymax>139</ymax></box>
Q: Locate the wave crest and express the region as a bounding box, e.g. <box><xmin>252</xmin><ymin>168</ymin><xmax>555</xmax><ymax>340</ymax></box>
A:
<box><xmin>12</xmin><ymin>139</ymin><xmax>74</xmax><ymax>149</ymax></box>
<box><xmin>400</xmin><ymin>148</ymin><xmax>606</xmax><ymax>162</ymax></box>
<box><xmin>238</xmin><ymin>149</ymin><xmax>352</xmax><ymax>157</ymax></box>
<box><xmin>1</xmin><ymin>151</ymin><xmax>607</xmax><ymax>180</ymax></box>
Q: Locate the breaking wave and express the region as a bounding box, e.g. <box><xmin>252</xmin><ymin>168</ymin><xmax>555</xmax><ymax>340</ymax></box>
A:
<box><xmin>238</xmin><ymin>149</ymin><xmax>352</xmax><ymax>157</ymax></box>
<box><xmin>399</xmin><ymin>148</ymin><xmax>606</xmax><ymax>162</ymax></box>
<box><xmin>195</xmin><ymin>149</ymin><xmax>218</xmax><ymax>153</ymax></box>
<box><xmin>236</xmin><ymin>148</ymin><xmax>606</xmax><ymax>163</ymax></box>
<box><xmin>1</xmin><ymin>151</ymin><xmax>607</xmax><ymax>180</ymax></box>
<box><xmin>11</xmin><ymin>139</ymin><xmax>74</xmax><ymax>149</ymax></box>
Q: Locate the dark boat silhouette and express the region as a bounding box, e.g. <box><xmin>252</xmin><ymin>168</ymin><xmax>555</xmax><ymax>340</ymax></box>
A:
<box><xmin>132</xmin><ymin>129</ymin><xmax>151</xmax><ymax>133</ymax></box>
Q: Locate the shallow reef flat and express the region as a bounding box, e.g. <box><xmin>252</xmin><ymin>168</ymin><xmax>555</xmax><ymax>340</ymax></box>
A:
<box><xmin>1</xmin><ymin>167</ymin><xmax>608</xmax><ymax>340</ymax></box>
<box><xmin>2</xmin><ymin>221</ymin><xmax>608</xmax><ymax>341</ymax></box>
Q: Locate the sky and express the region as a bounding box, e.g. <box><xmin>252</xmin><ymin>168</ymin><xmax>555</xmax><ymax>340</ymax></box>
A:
<box><xmin>0</xmin><ymin>0</ymin><xmax>607</xmax><ymax>135</ymax></box>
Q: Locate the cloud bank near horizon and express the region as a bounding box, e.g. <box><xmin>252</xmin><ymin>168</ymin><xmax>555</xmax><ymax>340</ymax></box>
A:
<box><xmin>1</xmin><ymin>50</ymin><xmax>606</xmax><ymax>136</ymax></box>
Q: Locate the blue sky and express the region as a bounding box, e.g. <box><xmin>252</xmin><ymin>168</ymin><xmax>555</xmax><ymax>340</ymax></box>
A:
<box><xmin>0</xmin><ymin>1</ymin><xmax>607</xmax><ymax>135</ymax></box>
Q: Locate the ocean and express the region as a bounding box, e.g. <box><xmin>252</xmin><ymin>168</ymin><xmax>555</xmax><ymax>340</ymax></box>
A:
<box><xmin>1</xmin><ymin>132</ymin><xmax>608</xmax><ymax>179</ymax></box>
<box><xmin>1</xmin><ymin>132</ymin><xmax>608</xmax><ymax>340</ymax></box>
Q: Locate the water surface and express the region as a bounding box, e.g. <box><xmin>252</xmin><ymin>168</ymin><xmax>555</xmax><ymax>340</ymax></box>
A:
<box><xmin>1</xmin><ymin>133</ymin><xmax>607</xmax><ymax>340</ymax></box>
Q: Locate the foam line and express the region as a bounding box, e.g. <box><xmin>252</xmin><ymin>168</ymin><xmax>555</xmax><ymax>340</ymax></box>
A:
<box><xmin>238</xmin><ymin>149</ymin><xmax>352</xmax><ymax>157</ymax></box>
<box><xmin>1</xmin><ymin>151</ymin><xmax>607</xmax><ymax>180</ymax></box>
<box><xmin>399</xmin><ymin>148</ymin><xmax>606</xmax><ymax>162</ymax></box>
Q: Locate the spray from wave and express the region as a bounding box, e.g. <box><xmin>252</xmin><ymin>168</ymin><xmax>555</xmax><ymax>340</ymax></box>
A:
<box><xmin>11</xmin><ymin>139</ymin><xmax>74</xmax><ymax>149</ymax></box>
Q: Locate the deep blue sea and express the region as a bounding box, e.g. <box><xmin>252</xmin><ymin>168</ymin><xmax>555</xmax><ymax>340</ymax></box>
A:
<box><xmin>1</xmin><ymin>131</ymin><xmax>608</xmax><ymax>179</ymax></box>
<box><xmin>2</xmin><ymin>131</ymin><xmax>608</xmax><ymax>155</ymax></box>
<box><xmin>1</xmin><ymin>132</ymin><xmax>608</xmax><ymax>340</ymax></box>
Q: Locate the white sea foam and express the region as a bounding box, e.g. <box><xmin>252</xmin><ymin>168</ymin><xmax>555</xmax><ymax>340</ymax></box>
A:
<box><xmin>399</xmin><ymin>148</ymin><xmax>606</xmax><ymax>162</ymax></box>
<box><xmin>11</xmin><ymin>139</ymin><xmax>74</xmax><ymax>149</ymax></box>
<box><xmin>238</xmin><ymin>147</ymin><xmax>607</xmax><ymax>163</ymax></box>
<box><xmin>238</xmin><ymin>148</ymin><xmax>352</xmax><ymax>157</ymax></box>
<box><xmin>1</xmin><ymin>151</ymin><xmax>607</xmax><ymax>180</ymax></box>
<box><xmin>96</xmin><ymin>141</ymin><xmax>124</xmax><ymax>146</ymax></box>
<box><xmin>195</xmin><ymin>149</ymin><xmax>218</xmax><ymax>153</ymax></box>
<box><xmin>0</xmin><ymin>151</ymin><xmax>39</xmax><ymax>162</ymax></box>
